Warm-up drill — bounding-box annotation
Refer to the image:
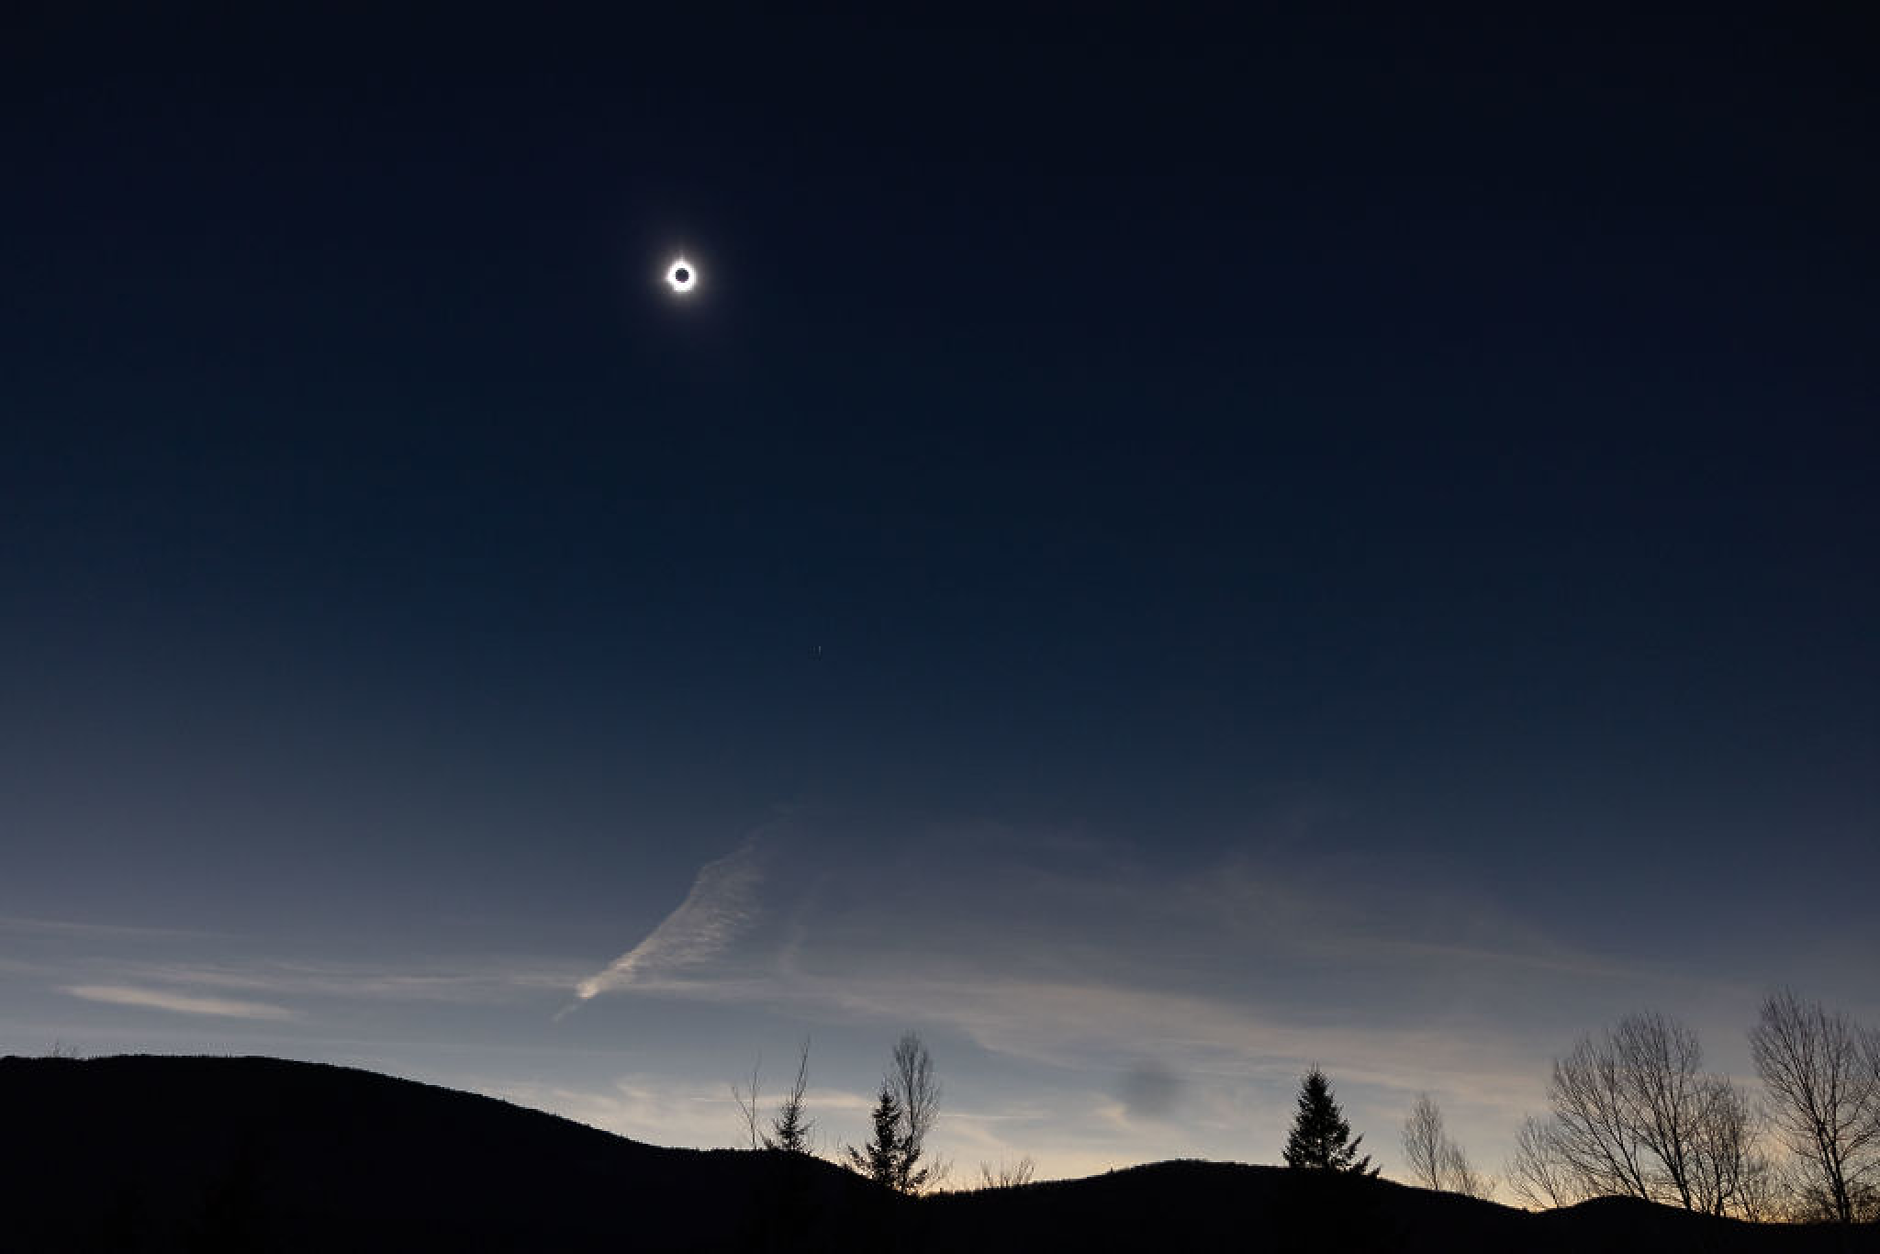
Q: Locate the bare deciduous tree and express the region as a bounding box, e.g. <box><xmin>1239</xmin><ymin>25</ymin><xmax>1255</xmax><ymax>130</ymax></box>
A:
<box><xmin>1750</xmin><ymin>989</ymin><xmax>1880</xmax><ymax>1223</ymax></box>
<box><xmin>1442</xmin><ymin>1137</ymin><xmax>1493</xmax><ymax>1201</ymax></box>
<box><xmin>1402</xmin><ymin>1093</ymin><xmax>1446</xmax><ymax>1190</ymax></box>
<box><xmin>1507</xmin><ymin>1114</ymin><xmax>1574</xmax><ymax>1211</ymax></box>
<box><xmin>1403</xmin><ymin>1094</ymin><xmax>1493</xmax><ymax>1199</ymax></box>
<box><xmin>1734</xmin><ymin>1147</ymin><xmax>1789</xmax><ymax>1224</ymax></box>
<box><xmin>977</xmin><ymin>1156</ymin><xmax>1035</xmax><ymax>1189</ymax></box>
<box><xmin>1547</xmin><ymin>1026</ymin><xmax>1658</xmax><ymax>1202</ymax></box>
<box><xmin>1515</xmin><ymin>1011</ymin><xmax>1765</xmax><ymax>1217</ymax></box>
<box><xmin>1617</xmin><ymin>1012</ymin><xmax>1712</xmax><ymax>1208</ymax></box>
<box><xmin>1689</xmin><ymin>1072</ymin><xmax>1774</xmax><ymax>1219</ymax></box>
<box><xmin>731</xmin><ymin>1052</ymin><xmax>763</xmax><ymax>1150</ymax></box>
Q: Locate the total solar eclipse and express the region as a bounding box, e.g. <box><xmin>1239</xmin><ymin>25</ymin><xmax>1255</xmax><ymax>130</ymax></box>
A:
<box><xmin>666</xmin><ymin>259</ymin><xmax>697</xmax><ymax>293</ymax></box>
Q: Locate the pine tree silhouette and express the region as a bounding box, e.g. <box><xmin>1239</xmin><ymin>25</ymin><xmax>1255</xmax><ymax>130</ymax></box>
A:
<box><xmin>1282</xmin><ymin>1067</ymin><xmax>1379</xmax><ymax>1176</ymax></box>
<box><xmin>768</xmin><ymin>1095</ymin><xmax>812</xmax><ymax>1155</ymax></box>
<box><xmin>765</xmin><ymin>1039</ymin><xmax>814</xmax><ymax>1155</ymax></box>
<box><xmin>843</xmin><ymin>1085</ymin><xmax>905</xmax><ymax>1188</ymax></box>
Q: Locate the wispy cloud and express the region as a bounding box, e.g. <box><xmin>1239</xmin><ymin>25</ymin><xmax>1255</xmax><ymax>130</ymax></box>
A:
<box><xmin>405</xmin><ymin>808</ymin><xmax>1858</xmax><ymax>1183</ymax></box>
<box><xmin>0</xmin><ymin>914</ymin><xmax>224</xmax><ymax>940</ymax></box>
<box><xmin>65</xmin><ymin>984</ymin><xmax>299</xmax><ymax>1021</ymax></box>
<box><xmin>563</xmin><ymin>823</ymin><xmax>1665</xmax><ymax>1058</ymax></box>
<box><xmin>549</xmin><ymin>814</ymin><xmax>1778</xmax><ymax>1173</ymax></box>
<box><xmin>571</xmin><ymin>835</ymin><xmax>767</xmax><ymax>1006</ymax></box>
<box><xmin>116</xmin><ymin>960</ymin><xmax>580</xmax><ymax>1005</ymax></box>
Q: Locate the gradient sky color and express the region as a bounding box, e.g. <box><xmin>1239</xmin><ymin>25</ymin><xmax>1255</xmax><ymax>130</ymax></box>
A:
<box><xmin>4</xmin><ymin>9</ymin><xmax>1875</xmax><ymax>1185</ymax></box>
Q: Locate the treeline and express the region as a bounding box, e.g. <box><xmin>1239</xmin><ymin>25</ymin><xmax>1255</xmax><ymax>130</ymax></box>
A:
<box><xmin>1500</xmin><ymin>991</ymin><xmax>1880</xmax><ymax>1223</ymax></box>
<box><xmin>733</xmin><ymin>1031</ymin><xmax>1016</xmax><ymax>1195</ymax></box>
<box><xmin>735</xmin><ymin>990</ymin><xmax>1879</xmax><ymax>1223</ymax></box>
<box><xmin>1366</xmin><ymin>989</ymin><xmax>1879</xmax><ymax>1223</ymax></box>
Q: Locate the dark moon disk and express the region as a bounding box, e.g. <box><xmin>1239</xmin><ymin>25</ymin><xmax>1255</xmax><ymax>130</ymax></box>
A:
<box><xmin>666</xmin><ymin>257</ymin><xmax>698</xmax><ymax>293</ymax></box>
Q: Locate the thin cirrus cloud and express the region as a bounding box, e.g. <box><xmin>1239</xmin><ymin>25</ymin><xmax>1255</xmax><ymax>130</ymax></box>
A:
<box><xmin>549</xmin><ymin>816</ymin><xmax>1689</xmax><ymax>1175</ymax></box>
<box><xmin>113</xmin><ymin>960</ymin><xmax>581</xmax><ymax>1005</ymax></box>
<box><xmin>569</xmin><ymin>834</ymin><xmax>767</xmax><ymax>1008</ymax></box>
<box><xmin>65</xmin><ymin>984</ymin><xmax>299</xmax><ymax>1022</ymax></box>
<box><xmin>564</xmin><ymin>815</ymin><xmax>1753</xmax><ymax>1110</ymax></box>
<box><xmin>549</xmin><ymin>814</ymin><xmax>1822</xmax><ymax>1181</ymax></box>
<box><xmin>0</xmin><ymin>914</ymin><xmax>226</xmax><ymax>940</ymax></box>
<box><xmin>23</xmin><ymin>950</ymin><xmax>580</xmax><ymax>1016</ymax></box>
<box><xmin>574</xmin><ymin>820</ymin><xmax>1628</xmax><ymax>1013</ymax></box>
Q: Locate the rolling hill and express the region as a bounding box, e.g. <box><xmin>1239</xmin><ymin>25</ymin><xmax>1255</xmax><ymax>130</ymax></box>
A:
<box><xmin>3</xmin><ymin>1055</ymin><xmax>1874</xmax><ymax>1252</ymax></box>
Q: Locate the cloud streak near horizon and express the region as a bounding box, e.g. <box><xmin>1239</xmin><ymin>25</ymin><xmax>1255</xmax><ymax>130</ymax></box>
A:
<box><xmin>65</xmin><ymin>984</ymin><xmax>299</xmax><ymax>1021</ymax></box>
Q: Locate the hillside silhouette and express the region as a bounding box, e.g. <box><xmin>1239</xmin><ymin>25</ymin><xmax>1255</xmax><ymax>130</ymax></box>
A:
<box><xmin>4</xmin><ymin>1055</ymin><xmax>1875</xmax><ymax>1253</ymax></box>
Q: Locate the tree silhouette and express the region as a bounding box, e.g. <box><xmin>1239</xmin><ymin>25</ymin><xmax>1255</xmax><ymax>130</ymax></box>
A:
<box><xmin>1282</xmin><ymin>1067</ymin><xmax>1377</xmax><ymax>1176</ymax></box>
<box><xmin>766</xmin><ymin>1038</ymin><xmax>815</xmax><ymax>1155</ymax></box>
<box><xmin>1402</xmin><ymin>1092</ymin><xmax>1445</xmax><ymax>1189</ymax></box>
<box><xmin>1402</xmin><ymin>1093</ymin><xmax>1493</xmax><ymax>1198</ymax></box>
<box><xmin>730</xmin><ymin>1053</ymin><xmax>764</xmax><ymax>1150</ymax></box>
<box><xmin>1510</xmin><ymin>1010</ymin><xmax>1770</xmax><ymax>1217</ymax></box>
<box><xmin>842</xmin><ymin>1032</ymin><xmax>942</xmax><ymax>1193</ymax></box>
<box><xmin>844</xmin><ymin>1084</ymin><xmax>907</xmax><ymax>1189</ymax></box>
<box><xmin>886</xmin><ymin>1032</ymin><xmax>942</xmax><ymax>1191</ymax></box>
<box><xmin>1750</xmin><ymin>990</ymin><xmax>1880</xmax><ymax>1222</ymax></box>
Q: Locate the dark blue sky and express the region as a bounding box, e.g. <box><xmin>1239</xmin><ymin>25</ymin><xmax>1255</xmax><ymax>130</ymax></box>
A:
<box><xmin>3</xmin><ymin>8</ymin><xmax>1875</xmax><ymax>1178</ymax></box>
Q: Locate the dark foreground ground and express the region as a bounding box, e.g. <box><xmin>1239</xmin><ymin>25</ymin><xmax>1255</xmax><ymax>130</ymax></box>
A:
<box><xmin>4</xmin><ymin>1055</ymin><xmax>1875</xmax><ymax>1253</ymax></box>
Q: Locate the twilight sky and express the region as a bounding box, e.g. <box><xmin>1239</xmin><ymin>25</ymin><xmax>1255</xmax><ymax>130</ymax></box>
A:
<box><xmin>3</xmin><ymin>9</ymin><xmax>1875</xmax><ymax>1184</ymax></box>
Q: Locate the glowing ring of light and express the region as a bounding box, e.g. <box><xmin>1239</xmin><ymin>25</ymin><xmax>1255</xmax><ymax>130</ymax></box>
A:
<box><xmin>666</xmin><ymin>258</ymin><xmax>697</xmax><ymax>293</ymax></box>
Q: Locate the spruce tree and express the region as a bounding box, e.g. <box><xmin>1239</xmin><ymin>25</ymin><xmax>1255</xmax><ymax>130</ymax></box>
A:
<box><xmin>841</xmin><ymin>1032</ymin><xmax>942</xmax><ymax>1194</ymax></box>
<box><xmin>768</xmin><ymin>1091</ymin><xmax>812</xmax><ymax>1155</ymax></box>
<box><xmin>1282</xmin><ymin>1067</ymin><xmax>1379</xmax><ymax>1176</ymax></box>
<box><xmin>765</xmin><ymin>1039</ymin><xmax>815</xmax><ymax>1155</ymax></box>
<box><xmin>843</xmin><ymin>1084</ymin><xmax>904</xmax><ymax>1187</ymax></box>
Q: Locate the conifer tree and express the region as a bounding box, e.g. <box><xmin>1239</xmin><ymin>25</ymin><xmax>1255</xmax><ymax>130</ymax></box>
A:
<box><xmin>768</xmin><ymin>1089</ymin><xmax>813</xmax><ymax>1155</ymax></box>
<box><xmin>844</xmin><ymin>1084</ymin><xmax>905</xmax><ymax>1187</ymax></box>
<box><xmin>1282</xmin><ymin>1066</ymin><xmax>1379</xmax><ymax>1176</ymax></box>
<box><xmin>842</xmin><ymin>1032</ymin><xmax>943</xmax><ymax>1194</ymax></box>
<box><xmin>765</xmin><ymin>1038</ymin><xmax>815</xmax><ymax>1155</ymax></box>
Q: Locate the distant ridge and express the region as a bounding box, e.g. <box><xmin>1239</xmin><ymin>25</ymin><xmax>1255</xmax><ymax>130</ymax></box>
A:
<box><xmin>3</xmin><ymin>1055</ymin><xmax>1874</xmax><ymax>1252</ymax></box>
<box><xmin>923</xmin><ymin>1158</ymin><xmax>1874</xmax><ymax>1254</ymax></box>
<box><xmin>1</xmin><ymin>1054</ymin><xmax>876</xmax><ymax>1253</ymax></box>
